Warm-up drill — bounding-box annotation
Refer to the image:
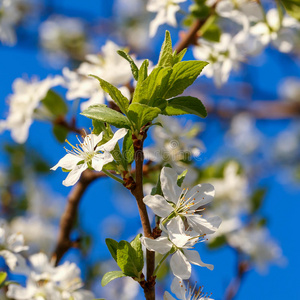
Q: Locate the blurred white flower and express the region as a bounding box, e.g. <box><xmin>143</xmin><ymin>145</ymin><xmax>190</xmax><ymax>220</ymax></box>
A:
<box><xmin>193</xmin><ymin>33</ymin><xmax>245</xmax><ymax>87</ymax></box>
<box><xmin>51</xmin><ymin>128</ymin><xmax>128</xmax><ymax>186</ymax></box>
<box><xmin>141</xmin><ymin>216</ymin><xmax>214</xmax><ymax>279</ymax></box>
<box><xmin>63</xmin><ymin>40</ymin><xmax>134</xmax><ymax>111</ymax></box>
<box><xmin>0</xmin><ymin>76</ymin><xmax>63</xmax><ymax>143</ymax></box>
<box><xmin>228</xmin><ymin>226</ymin><xmax>284</xmax><ymax>272</ymax></box>
<box><xmin>147</xmin><ymin>0</ymin><xmax>186</xmax><ymax>37</ymax></box>
<box><xmin>164</xmin><ymin>277</ymin><xmax>213</xmax><ymax>300</ymax></box>
<box><xmin>7</xmin><ymin>252</ymin><xmax>94</xmax><ymax>300</ymax></box>
<box><xmin>0</xmin><ymin>0</ymin><xmax>23</xmax><ymax>45</ymax></box>
<box><xmin>250</xmin><ymin>8</ymin><xmax>300</xmax><ymax>53</ymax></box>
<box><xmin>0</xmin><ymin>224</ymin><xmax>28</xmax><ymax>270</ymax></box>
<box><xmin>279</xmin><ymin>77</ymin><xmax>300</xmax><ymax>102</ymax></box>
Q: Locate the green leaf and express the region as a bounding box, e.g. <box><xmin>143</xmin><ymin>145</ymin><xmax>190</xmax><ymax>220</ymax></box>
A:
<box><xmin>250</xmin><ymin>188</ymin><xmax>267</xmax><ymax>213</ymax></box>
<box><xmin>172</xmin><ymin>48</ymin><xmax>187</xmax><ymax>65</ymax></box>
<box><xmin>132</xmin><ymin>60</ymin><xmax>149</xmax><ymax>103</ymax></box>
<box><xmin>151</xmin><ymin>169</ymin><xmax>163</xmax><ymax>196</ymax></box>
<box><xmin>164</xmin><ymin>61</ymin><xmax>208</xmax><ymax>99</ymax></box>
<box><xmin>208</xmin><ymin>235</ymin><xmax>227</xmax><ymax>249</ymax></box>
<box><xmin>105</xmin><ymin>238</ymin><xmax>119</xmax><ymax>262</ymax></box>
<box><xmin>92</xmin><ymin>120</ymin><xmax>106</xmax><ymax>135</ymax></box>
<box><xmin>0</xmin><ymin>272</ymin><xmax>7</xmax><ymax>288</ymax></box>
<box><xmin>130</xmin><ymin>234</ymin><xmax>144</xmax><ymax>272</ymax></box>
<box><xmin>123</xmin><ymin>130</ymin><xmax>134</xmax><ymax>165</ymax></box>
<box><xmin>280</xmin><ymin>0</ymin><xmax>300</xmax><ymax>20</ymax></box>
<box><xmin>157</xmin><ymin>30</ymin><xmax>173</xmax><ymax>68</ymax></box>
<box><xmin>202</xmin><ymin>23</ymin><xmax>221</xmax><ymax>42</ymax></box>
<box><xmin>101</xmin><ymin>271</ymin><xmax>127</xmax><ymax>287</ymax></box>
<box><xmin>52</xmin><ymin>124</ymin><xmax>69</xmax><ymax>143</ymax></box>
<box><xmin>90</xmin><ymin>75</ymin><xmax>130</xmax><ymax>114</ymax></box>
<box><xmin>81</xmin><ymin>104</ymin><xmax>131</xmax><ymax>129</ymax></box>
<box><xmin>117</xmin><ymin>50</ymin><xmax>139</xmax><ymax>81</ymax></box>
<box><xmin>163</xmin><ymin>96</ymin><xmax>207</xmax><ymax>118</ymax></box>
<box><xmin>177</xmin><ymin>169</ymin><xmax>188</xmax><ymax>187</ymax></box>
<box><xmin>41</xmin><ymin>90</ymin><xmax>68</xmax><ymax>116</ymax></box>
<box><xmin>133</xmin><ymin>67</ymin><xmax>172</xmax><ymax>105</ymax></box>
<box><xmin>128</xmin><ymin>103</ymin><xmax>161</xmax><ymax>131</ymax></box>
<box><xmin>117</xmin><ymin>241</ymin><xmax>140</xmax><ymax>277</ymax></box>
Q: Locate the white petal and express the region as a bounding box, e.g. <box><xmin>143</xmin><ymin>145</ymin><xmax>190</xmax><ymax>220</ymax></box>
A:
<box><xmin>160</xmin><ymin>167</ymin><xmax>182</xmax><ymax>204</ymax></box>
<box><xmin>187</xmin><ymin>183</ymin><xmax>215</xmax><ymax>210</ymax></box>
<box><xmin>167</xmin><ymin>217</ymin><xmax>190</xmax><ymax>248</ymax></box>
<box><xmin>63</xmin><ymin>164</ymin><xmax>87</xmax><ymax>186</ymax></box>
<box><xmin>170</xmin><ymin>277</ymin><xmax>186</xmax><ymax>299</ymax></box>
<box><xmin>140</xmin><ymin>236</ymin><xmax>172</xmax><ymax>254</ymax></box>
<box><xmin>72</xmin><ymin>290</ymin><xmax>95</xmax><ymax>300</ymax></box>
<box><xmin>163</xmin><ymin>291</ymin><xmax>176</xmax><ymax>300</ymax></box>
<box><xmin>187</xmin><ymin>215</ymin><xmax>222</xmax><ymax>235</ymax></box>
<box><xmin>143</xmin><ymin>195</ymin><xmax>173</xmax><ymax>218</ymax></box>
<box><xmin>166</xmin><ymin>4</ymin><xmax>180</xmax><ymax>27</ymax></box>
<box><xmin>170</xmin><ymin>250</ymin><xmax>191</xmax><ymax>279</ymax></box>
<box><xmin>100</xmin><ymin>128</ymin><xmax>128</xmax><ymax>152</ymax></box>
<box><xmin>149</xmin><ymin>9</ymin><xmax>166</xmax><ymax>37</ymax></box>
<box><xmin>51</xmin><ymin>153</ymin><xmax>82</xmax><ymax>171</ymax></box>
<box><xmin>183</xmin><ymin>249</ymin><xmax>214</xmax><ymax>270</ymax></box>
<box><xmin>92</xmin><ymin>152</ymin><xmax>113</xmax><ymax>172</ymax></box>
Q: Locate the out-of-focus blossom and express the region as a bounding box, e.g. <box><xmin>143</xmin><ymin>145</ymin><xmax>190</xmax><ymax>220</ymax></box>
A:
<box><xmin>141</xmin><ymin>216</ymin><xmax>214</xmax><ymax>279</ymax></box>
<box><xmin>228</xmin><ymin>226</ymin><xmax>284</xmax><ymax>272</ymax></box>
<box><xmin>250</xmin><ymin>8</ymin><xmax>300</xmax><ymax>53</ymax></box>
<box><xmin>147</xmin><ymin>0</ymin><xmax>186</xmax><ymax>37</ymax></box>
<box><xmin>10</xmin><ymin>216</ymin><xmax>57</xmax><ymax>255</ymax></box>
<box><xmin>164</xmin><ymin>277</ymin><xmax>213</xmax><ymax>300</ymax></box>
<box><xmin>0</xmin><ymin>0</ymin><xmax>23</xmax><ymax>45</ymax></box>
<box><xmin>39</xmin><ymin>15</ymin><xmax>87</xmax><ymax>66</ymax></box>
<box><xmin>279</xmin><ymin>77</ymin><xmax>300</xmax><ymax>102</ymax></box>
<box><xmin>0</xmin><ymin>223</ymin><xmax>28</xmax><ymax>270</ymax></box>
<box><xmin>51</xmin><ymin>129</ymin><xmax>128</xmax><ymax>186</ymax></box>
<box><xmin>7</xmin><ymin>252</ymin><xmax>94</xmax><ymax>299</ymax></box>
<box><xmin>0</xmin><ymin>76</ymin><xmax>63</xmax><ymax>143</ymax></box>
<box><xmin>193</xmin><ymin>33</ymin><xmax>245</xmax><ymax>87</ymax></box>
<box><xmin>228</xmin><ymin>113</ymin><xmax>261</xmax><ymax>154</ymax></box>
<box><xmin>144</xmin><ymin>116</ymin><xmax>204</xmax><ymax>178</ymax></box>
<box><xmin>63</xmin><ymin>40</ymin><xmax>134</xmax><ymax>111</ymax></box>
<box><xmin>143</xmin><ymin>167</ymin><xmax>221</xmax><ymax>235</ymax></box>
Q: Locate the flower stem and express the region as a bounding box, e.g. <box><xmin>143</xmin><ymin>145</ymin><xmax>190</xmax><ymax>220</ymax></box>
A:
<box><xmin>153</xmin><ymin>251</ymin><xmax>171</xmax><ymax>276</ymax></box>
<box><xmin>102</xmin><ymin>169</ymin><xmax>124</xmax><ymax>184</ymax></box>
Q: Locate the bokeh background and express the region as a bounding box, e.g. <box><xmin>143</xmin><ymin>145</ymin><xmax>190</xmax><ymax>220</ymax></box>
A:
<box><xmin>0</xmin><ymin>0</ymin><xmax>300</xmax><ymax>299</ymax></box>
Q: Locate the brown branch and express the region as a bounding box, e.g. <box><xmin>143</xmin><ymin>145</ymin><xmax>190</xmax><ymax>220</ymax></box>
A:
<box><xmin>52</xmin><ymin>170</ymin><xmax>106</xmax><ymax>264</ymax></box>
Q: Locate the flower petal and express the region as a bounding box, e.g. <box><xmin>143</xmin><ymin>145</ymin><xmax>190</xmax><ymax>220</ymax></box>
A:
<box><xmin>99</xmin><ymin>128</ymin><xmax>128</xmax><ymax>152</ymax></box>
<box><xmin>170</xmin><ymin>277</ymin><xmax>186</xmax><ymax>299</ymax></box>
<box><xmin>163</xmin><ymin>291</ymin><xmax>176</xmax><ymax>300</ymax></box>
<box><xmin>183</xmin><ymin>249</ymin><xmax>214</xmax><ymax>270</ymax></box>
<box><xmin>140</xmin><ymin>236</ymin><xmax>172</xmax><ymax>254</ymax></box>
<box><xmin>187</xmin><ymin>215</ymin><xmax>222</xmax><ymax>235</ymax></box>
<box><xmin>143</xmin><ymin>195</ymin><xmax>173</xmax><ymax>218</ymax></box>
<box><xmin>92</xmin><ymin>152</ymin><xmax>114</xmax><ymax>172</ymax></box>
<box><xmin>62</xmin><ymin>164</ymin><xmax>87</xmax><ymax>186</ymax></box>
<box><xmin>170</xmin><ymin>250</ymin><xmax>191</xmax><ymax>279</ymax></box>
<box><xmin>160</xmin><ymin>167</ymin><xmax>182</xmax><ymax>204</ymax></box>
<box><xmin>187</xmin><ymin>183</ymin><xmax>215</xmax><ymax>209</ymax></box>
<box><xmin>51</xmin><ymin>153</ymin><xmax>82</xmax><ymax>171</ymax></box>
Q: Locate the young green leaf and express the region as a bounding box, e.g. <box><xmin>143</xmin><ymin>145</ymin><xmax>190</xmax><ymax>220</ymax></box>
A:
<box><xmin>117</xmin><ymin>241</ymin><xmax>140</xmax><ymax>277</ymax></box>
<box><xmin>81</xmin><ymin>104</ymin><xmax>131</xmax><ymax>129</ymax></box>
<box><xmin>101</xmin><ymin>271</ymin><xmax>127</xmax><ymax>287</ymax></box>
<box><xmin>163</xmin><ymin>96</ymin><xmax>207</xmax><ymax>118</ymax></box>
<box><xmin>250</xmin><ymin>188</ymin><xmax>267</xmax><ymax>213</ymax></box>
<box><xmin>90</xmin><ymin>75</ymin><xmax>130</xmax><ymax>114</ymax></box>
<box><xmin>151</xmin><ymin>169</ymin><xmax>163</xmax><ymax>196</ymax></box>
<box><xmin>52</xmin><ymin>124</ymin><xmax>69</xmax><ymax>143</ymax></box>
<box><xmin>177</xmin><ymin>169</ymin><xmax>188</xmax><ymax>187</ymax></box>
<box><xmin>280</xmin><ymin>0</ymin><xmax>300</xmax><ymax>20</ymax></box>
<box><xmin>92</xmin><ymin>119</ymin><xmax>107</xmax><ymax>135</ymax></box>
<box><xmin>117</xmin><ymin>50</ymin><xmax>139</xmax><ymax>81</ymax></box>
<box><xmin>172</xmin><ymin>48</ymin><xmax>187</xmax><ymax>65</ymax></box>
<box><xmin>41</xmin><ymin>90</ymin><xmax>68</xmax><ymax>116</ymax></box>
<box><xmin>132</xmin><ymin>60</ymin><xmax>149</xmax><ymax>103</ymax></box>
<box><xmin>128</xmin><ymin>103</ymin><xmax>161</xmax><ymax>131</ymax></box>
<box><xmin>133</xmin><ymin>67</ymin><xmax>172</xmax><ymax>105</ymax></box>
<box><xmin>0</xmin><ymin>272</ymin><xmax>7</xmax><ymax>288</ymax></box>
<box><xmin>164</xmin><ymin>61</ymin><xmax>208</xmax><ymax>99</ymax></box>
<box><xmin>130</xmin><ymin>234</ymin><xmax>144</xmax><ymax>272</ymax></box>
<box><xmin>105</xmin><ymin>238</ymin><xmax>119</xmax><ymax>262</ymax></box>
<box><xmin>158</xmin><ymin>30</ymin><xmax>173</xmax><ymax>68</ymax></box>
<box><xmin>123</xmin><ymin>130</ymin><xmax>134</xmax><ymax>165</ymax></box>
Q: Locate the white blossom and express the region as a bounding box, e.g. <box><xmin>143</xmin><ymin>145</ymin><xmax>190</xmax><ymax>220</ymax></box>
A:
<box><xmin>147</xmin><ymin>0</ymin><xmax>186</xmax><ymax>37</ymax></box>
<box><xmin>143</xmin><ymin>167</ymin><xmax>221</xmax><ymax>235</ymax></box>
<box><xmin>164</xmin><ymin>277</ymin><xmax>213</xmax><ymax>300</ymax></box>
<box><xmin>63</xmin><ymin>40</ymin><xmax>134</xmax><ymax>111</ymax></box>
<box><xmin>227</xmin><ymin>226</ymin><xmax>284</xmax><ymax>272</ymax></box>
<box><xmin>51</xmin><ymin>128</ymin><xmax>128</xmax><ymax>186</ymax></box>
<box><xmin>0</xmin><ymin>224</ymin><xmax>28</xmax><ymax>270</ymax></box>
<box><xmin>0</xmin><ymin>76</ymin><xmax>63</xmax><ymax>143</ymax></box>
<box><xmin>7</xmin><ymin>252</ymin><xmax>94</xmax><ymax>300</ymax></box>
<box><xmin>279</xmin><ymin>77</ymin><xmax>300</xmax><ymax>102</ymax></box>
<box><xmin>141</xmin><ymin>216</ymin><xmax>214</xmax><ymax>279</ymax></box>
<box><xmin>193</xmin><ymin>33</ymin><xmax>245</xmax><ymax>87</ymax></box>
